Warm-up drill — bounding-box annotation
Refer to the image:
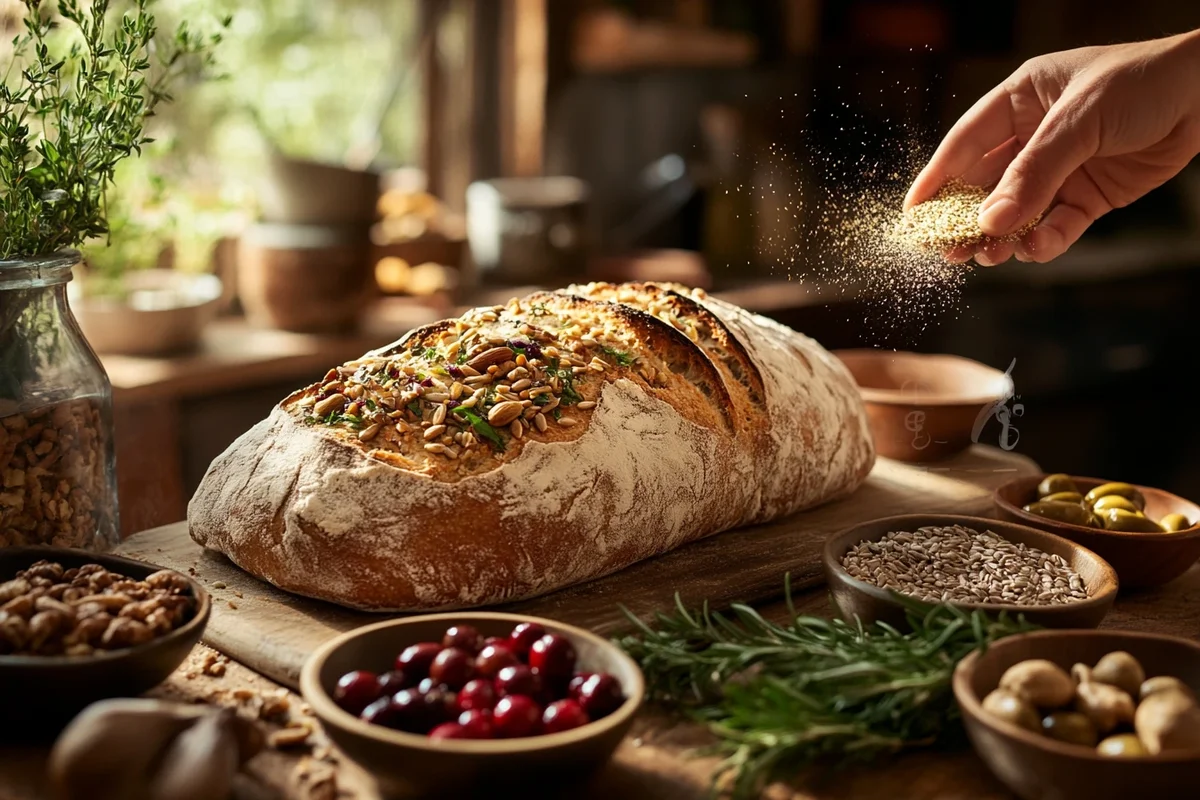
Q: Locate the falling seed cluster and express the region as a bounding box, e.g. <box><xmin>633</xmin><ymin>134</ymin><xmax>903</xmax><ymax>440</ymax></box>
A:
<box><xmin>892</xmin><ymin>179</ymin><xmax>1043</xmax><ymax>251</ymax></box>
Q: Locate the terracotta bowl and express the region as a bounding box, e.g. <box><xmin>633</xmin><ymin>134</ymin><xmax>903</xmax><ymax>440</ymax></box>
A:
<box><xmin>823</xmin><ymin>514</ymin><xmax>1118</xmax><ymax>629</ymax></box>
<box><xmin>833</xmin><ymin>349</ymin><xmax>1013</xmax><ymax>462</ymax></box>
<box><xmin>994</xmin><ymin>475</ymin><xmax>1200</xmax><ymax>589</ymax></box>
<box><xmin>300</xmin><ymin>612</ymin><xmax>644</xmax><ymax>798</ymax></box>
<box><xmin>0</xmin><ymin>546</ymin><xmax>210</xmax><ymax>738</ymax></box>
<box><xmin>954</xmin><ymin>629</ymin><xmax>1200</xmax><ymax>800</ymax></box>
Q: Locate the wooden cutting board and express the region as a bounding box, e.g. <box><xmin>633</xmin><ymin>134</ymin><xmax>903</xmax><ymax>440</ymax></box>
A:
<box><xmin>114</xmin><ymin>446</ymin><xmax>1037</xmax><ymax>689</ymax></box>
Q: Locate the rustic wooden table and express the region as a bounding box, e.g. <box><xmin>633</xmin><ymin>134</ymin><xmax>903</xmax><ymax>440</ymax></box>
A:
<box><xmin>3</xmin><ymin>560</ymin><xmax>1199</xmax><ymax>800</ymax></box>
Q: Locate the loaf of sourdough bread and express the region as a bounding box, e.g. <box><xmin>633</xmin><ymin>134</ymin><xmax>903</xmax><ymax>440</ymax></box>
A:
<box><xmin>187</xmin><ymin>283</ymin><xmax>874</xmax><ymax>610</ymax></box>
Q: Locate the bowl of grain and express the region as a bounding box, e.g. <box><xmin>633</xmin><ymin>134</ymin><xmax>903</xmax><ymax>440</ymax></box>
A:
<box><xmin>832</xmin><ymin>350</ymin><xmax>1013</xmax><ymax>462</ymax></box>
<box><xmin>822</xmin><ymin>514</ymin><xmax>1118</xmax><ymax>629</ymax></box>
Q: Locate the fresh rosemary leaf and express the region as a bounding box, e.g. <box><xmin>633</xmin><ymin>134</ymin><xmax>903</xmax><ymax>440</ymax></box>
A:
<box><xmin>616</xmin><ymin>576</ymin><xmax>1038</xmax><ymax>799</ymax></box>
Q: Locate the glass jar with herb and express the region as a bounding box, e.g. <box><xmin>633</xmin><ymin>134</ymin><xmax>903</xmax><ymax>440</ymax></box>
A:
<box><xmin>0</xmin><ymin>2</ymin><xmax>226</xmax><ymax>549</ymax></box>
<box><xmin>0</xmin><ymin>252</ymin><xmax>118</xmax><ymax>550</ymax></box>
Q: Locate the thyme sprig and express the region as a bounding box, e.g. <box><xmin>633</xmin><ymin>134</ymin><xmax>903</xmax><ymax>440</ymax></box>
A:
<box><xmin>0</xmin><ymin>0</ymin><xmax>227</xmax><ymax>259</ymax></box>
<box><xmin>616</xmin><ymin>577</ymin><xmax>1038</xmax><ymax>799</ymax></box>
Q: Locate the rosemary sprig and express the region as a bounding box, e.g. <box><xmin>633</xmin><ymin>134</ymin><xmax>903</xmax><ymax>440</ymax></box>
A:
<box><xmin>616</xmin><ymin>576</ymin><xmax>1038</xmax><ymax>799</ymax></box>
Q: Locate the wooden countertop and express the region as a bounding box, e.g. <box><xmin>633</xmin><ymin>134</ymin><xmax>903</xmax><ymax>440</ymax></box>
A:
<box><xmin>4</xmin><ymin>563</ymin><xmax>1200</xmax><ymax>800</ymax></box>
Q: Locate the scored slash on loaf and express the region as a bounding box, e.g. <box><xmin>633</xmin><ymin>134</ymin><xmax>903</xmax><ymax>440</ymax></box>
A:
<box><xmin>893</xmin><ymin>179</ymin><xmax>1043</xmax><ymax>252</ymax></box>
<box><xmin>187</xmin><ymin>282</ymin><xmax>875</xmax><ymax>611</ymax></box>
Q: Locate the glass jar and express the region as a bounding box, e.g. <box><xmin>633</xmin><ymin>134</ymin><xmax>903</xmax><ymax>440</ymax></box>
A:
<box><xmin>0</xmin><ymin>251</ymin><xmax>119</xmax><ymax>551</ymax></box>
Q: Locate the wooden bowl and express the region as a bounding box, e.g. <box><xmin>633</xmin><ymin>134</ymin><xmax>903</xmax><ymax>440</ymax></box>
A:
<box><xmin>833</xmin><ymin>349</ymin><xmax>1013</xmax><ymax>462</ymax></box>
<box><xmin>954</xmin><ymin>629</ymin><xmax>1200</xmax><ymax>800</ymax></box>
<box><xmin>823</xmin><ymin>514</ymin><xmax>1118</xmax><ymax>629</ymax></box>
<box><xmin>994</xmin><ymin>475</ymin><xmax>1200</xmax><ymax>589</ymax></box>
<box><xmin>0</xmin><ymin>547</ymin><xmax>210</xmax><ymax>738</ymax></box>
<box><xmin>300</xmin><ymin>612</ymin><xmax>644</xmax><ymax>798</ymax></box>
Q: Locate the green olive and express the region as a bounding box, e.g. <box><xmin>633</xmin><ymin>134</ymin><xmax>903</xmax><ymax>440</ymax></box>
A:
<box><xmin>1161</xmin><ymin>513</ymin><xmax>1193</xmax><ymax>533</ymax></box>
<box><xmin>1084</xmin><ymin>482</ymin><xmax>1146</xmax><ymax>511</ymax></box>
<box><xmin>1101</xmin><ymin>508</ymin><xmax>1165</xmax><ymax>533</ymax></box>
<box><xmin>1091</xmin><ymin>495</ymin><xmax>1142</xmax><ymax>514</ymax></box>
<box><xmin>1042</xmin><ymin>711</ymin><xmax>1099</xmax><ymax>747</ymax></box>
<box><xmin>1096</xmin><ymin>733</ymin><xmax>1148</xmax><ymax>757</ymax></box>
<box><xmin>1024</xmin><ymin>500</ymin><xmax>1102</xmax><ymax>528</ymax></box>
<box><xmin>1043</xmin><ymin>491</ymin><xmax>1084</xmax><ymax>504</ymax></box>
<box><xmin>1039</xmin><ymin>474</ymin><xmax>1079</xmax><ymax>498</ymax></box>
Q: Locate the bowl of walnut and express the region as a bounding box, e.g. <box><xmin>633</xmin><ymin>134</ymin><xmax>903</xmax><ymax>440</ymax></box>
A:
<box><xmin>0</xmin><ymin>547</ymin><xmax>210</xmax><ymax>735</ymax></box>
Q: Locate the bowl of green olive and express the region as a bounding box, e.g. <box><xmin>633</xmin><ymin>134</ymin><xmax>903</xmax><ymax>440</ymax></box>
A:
<box><xmin>954</xmin><ymin>630</ymin><xmax>1200</xmax><ymax>800</ymax></box>
<box><xmin>994</xmin><ymin>474</ymin><xmax>1200</xmax><ymax>588</ymax></box>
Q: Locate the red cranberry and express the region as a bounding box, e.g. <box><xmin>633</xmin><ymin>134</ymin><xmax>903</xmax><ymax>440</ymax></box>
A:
<box><xmin>457</xmin><ymin>679</ymin><xmax>497</xmax><ymax>711</ymax></box>
<box><xmin>482</xmin><ymin>636</ymin><xmax>509</xmax><ymax>651</ymax></box>
<box><xmin>495</xmin><ymin>664</ymin><xmax>541</xmax><ymax>699</ymax></box>
<box><xmin>493</xmin><ymin>695</ymin><xmax>542</xmax><ymax>738</ymax></box>
<box><xmin>475</xmin><ymin>643</ymin><xmax>521</xmax><ymax>678</ymax></box>
<box><xmin>508</xmin><ymin>622</ymin><xmax>547</xmax><ymax>659</ymax></box>
<box><xmin>429</xmin><ymin>722</ymin><xmax>470</xmax><ymax>740</ymax></box>
<box><xmin>458</xmin><ymin>708</ymin><xmax>496</xmax><ymax>739</ymax></box>
<box><xmin>442</xmin><ymin>624</ymin><xmax>482</xmax><ymax>654</ymax></box>
<box><xmin>430</xmin><ymin>648</ymin><xmax>475</xmax><ymax>690</ymax></box>
<box><xmin>396</xmin><ymin>642</ymin><xmax>441</xmax><ymax>678</ymax></box>
<box><xmin>333</xmin><ymin>670</ymin><xmax>381</xmax><ymax>715</ymax></box>
<box><xmin>576</xmin><ymin>673</ymin><xmax>625</xmax><ymax>719</ymax></box>
<box><xmin>377</xmin><ymin>670</ymin><xmax>415</xmax><ymax>695</ymax></box>
<box><xmin>417</xmin><ymin>677</ymin><xmax>446</xmax><ymax>695</ymax></box>
<box><xmin>360</xmin><ymin>696</ymin><xmax>404</xmax><ymax>728</ymax></box>
<box><xmin>425</xmin><ymin>687</ymin><xmax>460</xmax><ymax>723</ymax></box>
<box><xmin>391</xmin><ymin>688</ymin><xmax>453</xmax><ymax>734</ymax></box>
<box><xmin>529</xmin><ymin>635</ymin><xmax>577</xmax><ymax>683</ymax></box>
<box><xmin>542</xmin><ymin>699</ymin><xmax>590</xmax><ymax>734</ymax></box>
<box><xmin>567</xmin><ymin>673</ymin><xmax>594</xmax><ymax>701</ymax></box>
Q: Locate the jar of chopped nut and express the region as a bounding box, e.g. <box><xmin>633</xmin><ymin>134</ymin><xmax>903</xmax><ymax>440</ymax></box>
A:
<box><xmin>0</xmin><ymin>251</ymin><xmax>118</xmax><ymax>551</ymax></box>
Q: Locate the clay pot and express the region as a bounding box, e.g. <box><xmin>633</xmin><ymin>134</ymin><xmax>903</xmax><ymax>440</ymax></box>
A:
<box><xmin>237</xmin><ymin>223</ymin><xmax>372</xmax><ymax>334</ymax></box>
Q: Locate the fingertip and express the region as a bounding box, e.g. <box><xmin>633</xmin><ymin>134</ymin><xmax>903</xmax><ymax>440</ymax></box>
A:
<box><xmin>974</xmin><ymin>242</ymin><xmax>1015</xmax><ymax>267</ymax></box>
<box><xmin>904</xmin><ymin>169</ymin><xmax>940</xmax><ymax>210</ymax></box>
<box><xmin>1025</xmin><ymin>225</ymin><xmax>1066</xmax><ymax>263</ymax></box>
<box><xmin>943</xmin><ymin>245</ymin><xmax>976</xmax><ymax>264</ymax></box>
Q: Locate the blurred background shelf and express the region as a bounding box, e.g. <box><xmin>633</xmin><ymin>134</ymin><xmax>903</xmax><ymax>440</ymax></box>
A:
<box><xmin>74</xmin><ymin>0</ymin><xmax>1200</xmax><ymax>535</ymax></box>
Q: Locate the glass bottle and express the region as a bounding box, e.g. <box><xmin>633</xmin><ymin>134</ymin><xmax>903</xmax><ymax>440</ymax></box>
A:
<box><xmin>0</xmin><ymin>251</ymin><xmax>119</xmax><ymax>550</ymax></box>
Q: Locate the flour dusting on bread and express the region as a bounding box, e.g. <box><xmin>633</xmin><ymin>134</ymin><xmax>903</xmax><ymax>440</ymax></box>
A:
<box><xmin>188</xmin><ymin>282</ymin><xmax>874</xmax><ymax>610</ymax></box>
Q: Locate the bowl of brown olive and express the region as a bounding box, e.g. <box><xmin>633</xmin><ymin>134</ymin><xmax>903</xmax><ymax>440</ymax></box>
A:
<box><xmin>994</xmin><ymin>474</ymin><xmax>1200</xmax><ymax>588</ymax></box>
<box><xmin>955</xmin><ymin>630</ymin><xmax>1200</xmax><ymax>800</ymax></box>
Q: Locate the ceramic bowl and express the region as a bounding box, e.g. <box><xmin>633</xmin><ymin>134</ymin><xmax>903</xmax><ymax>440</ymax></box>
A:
<box><xmin>0</xmin><ymin>546</ymin><xmax>210</xmax><ymax>737</ymax></box>
<box><xmin>833</xmin><ymin>349</ymin><xmax>1013</xmax><ymax>462</ymax></box>
<box><xmin>823</xmin><ymin>514</ymin><xmax>1118</xmax><ymax>629</ymax></box>
<box><xmin>300</xmin><ymin>612</ymin><xmax>644</xmax><ymax>798</ymax></box>
<box><xmin>72</xmin><ymin>269</ymin><xmax>223</xmax><ymax>356</ymax></box>
<box><xmin>954</xmin><ymin>629</ymin><xmax>1200</xmax><ymax>800</ymax></box>
<box><xmin>994</xmin><ymin>475</ymin><xmax>1200</xmax><ymax>588</ymax></box>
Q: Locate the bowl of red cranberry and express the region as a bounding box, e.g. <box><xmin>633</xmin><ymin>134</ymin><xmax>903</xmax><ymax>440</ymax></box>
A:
<box><xmin>300</xmin><ymin>612</ymin><xmax>644</xmax><ymax>797</ymax></box>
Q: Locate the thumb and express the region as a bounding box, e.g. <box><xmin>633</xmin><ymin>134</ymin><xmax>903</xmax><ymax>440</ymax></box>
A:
<box><xmin>978</xmin><ymin>97</ymin><xmax>1099</xmax><ymax>236</ymax></box>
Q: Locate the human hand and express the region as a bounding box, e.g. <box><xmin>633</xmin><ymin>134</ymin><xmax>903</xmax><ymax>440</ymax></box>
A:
<box><xmin>905</xmin><ymin>29</ymin><xmax>1200</xmax><ymax>265</ymax></box>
